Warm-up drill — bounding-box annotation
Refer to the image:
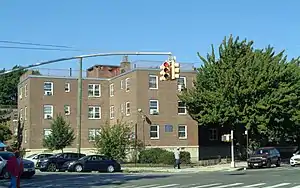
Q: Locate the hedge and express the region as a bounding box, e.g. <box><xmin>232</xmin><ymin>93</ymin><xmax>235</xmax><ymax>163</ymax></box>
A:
<box><xmin>138</xmin><ymin>148</ymin><xmax>191</xmax><ymax>165</ymax></box>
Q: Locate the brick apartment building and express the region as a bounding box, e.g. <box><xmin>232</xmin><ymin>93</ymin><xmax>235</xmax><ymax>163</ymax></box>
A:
<box><xmin>17</xmin><ymin>58</ymin><xmax>203</xmax><ymax>161</ymax></box>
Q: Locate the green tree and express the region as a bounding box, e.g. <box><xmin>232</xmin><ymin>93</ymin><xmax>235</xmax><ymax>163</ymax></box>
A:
<box><xmin>94</xmin><ymin>121</ymin><xmax>138</xmax><ymax>161</ymax></box>
<box><xmin>0</xmin><ymin>122</ymin><xmax>12</xmax><ymax>142</ymax></box>
<box><xmin>43</xmin><ymin>114</ymin><xmax>75</xmax><ymax>152</ymax></box>
<box><xmin>179</xmin><ymin>36</ymin><xmax>300</xmax><ymax>153</ymax></box>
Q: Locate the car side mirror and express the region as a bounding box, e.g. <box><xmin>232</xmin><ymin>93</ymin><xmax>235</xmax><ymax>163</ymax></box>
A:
<box><xmin>293</xmin><ymin>153</ymin><xmax>296</xmax><ymax>156</ymax></box>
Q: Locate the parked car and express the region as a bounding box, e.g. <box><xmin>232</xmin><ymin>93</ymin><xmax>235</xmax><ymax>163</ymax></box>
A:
<box><xmin>290</xmin><ymin>150</ymin><xmax>300</xmax><ymax>167</ymax></box>
<box><xmin>247</xmin><ymin>147</ymin><xmax>281</xmax><ymax>168</ymax></box>
<box><xmin>24</xmin><ymin>153</ymin><xmax>53</xmax><ymax>168</ymax></box>
<box><xmin>38</xmin><ymin>152</ymin><xmax>86</xmax><ymax>172</ymax></box>
<box><xmin>61</xmin><ymin>154</ymin><xmax>121</xmax><ymax>173</ymax></box>
<box><xmin>0</xmin><ymin>152</ymin><xmax>35</xmax><ymax>179</ymax></box>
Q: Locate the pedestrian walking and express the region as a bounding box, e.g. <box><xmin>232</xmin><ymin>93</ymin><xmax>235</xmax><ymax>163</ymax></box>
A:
<box><xmin>174</xmin><ymin>147</ymin><xmax>181</xmax><ymax>169</ymax></box>
<box><xmin>15</xmin><ymin>151</ymin><xmax>24</xmax><ymax>188</ymax></box>
<box><xmin>6</xmin><ymin>153</ymin><xmax>19</xmax><ymax>188</ymax></box>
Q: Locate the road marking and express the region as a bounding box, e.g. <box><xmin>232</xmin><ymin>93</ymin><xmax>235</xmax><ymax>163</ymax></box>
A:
<box><xmin>134</xmin><ymin>185</ymin><xmax>160</xmax><ymax>188</ymax></box>
<box><xmin>211</xmin><ymin>183</ymin><xmax>244</xmax><ymax>188</ymax></box>
<box><xmin>151</xmin><ymin>184</ymin><xmax>179</xmax><ymax>188</ymax></box>
<box><xmin>263</xmin><ymin>183</ymin><xmax>291</xmax><ymax>188</ymax></box>
<box><xmin>242</xmin><ymin>183</ymin><xmax>267</xmax><ymax>187</ymax></box>
<box><xmin>290</xmin><ymin>185</ymin><xmax>300</xmax><ymax>188</ymax></box>
<box><xmin>20</xmin><ymin>175</ymin><xmax>91</xmax><ymax>186</ymax></box>
<box><xmin>190</xmin><ymin>183</ymin><xmax>222</xmax><ymax>188</ymax></box>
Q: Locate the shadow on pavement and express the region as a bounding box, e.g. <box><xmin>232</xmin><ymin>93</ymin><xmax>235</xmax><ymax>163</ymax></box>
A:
<box><xmin>1</xmin><ymin>173</ymin><xmax>172</xmax><ymax>187</ymax></box>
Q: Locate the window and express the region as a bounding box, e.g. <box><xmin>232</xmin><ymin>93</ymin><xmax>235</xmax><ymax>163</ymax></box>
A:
<box><xmin>110</xmin><ymin>84</ymin><xmax>114</xmax><ymax>97</ymax></box>
<box><xmin>120</xmin><ymin>80</ymin><xmax>124</xmax><ymax>89</ymax></box>
<box><xmin>64</xmin><ymin>105</ymin><xmax>70</xmax><ymax>115</ymax></box>
<box><xmin>65</xmin><ymin>83</ymin><xmax>70</xmax><ymax>92</ymax></box>
<box><xmin>88</xmin><ymin>106</ymin><xmax>101</xmax><ymax>119</ymax></box>
<box><xmin>43</xmin><ymin>129</ymin><xmax>52</xmax><ymax>138</ymax></box>
<box><xmin>177</xmin><ymin>77</ymin><xmax>186</xmax><ymax>91</ymax></box>
<box><xmin>24</xmin><ymin>84</ymin><xmax>28</xmax><ymax>97</ymax></box>
<box><xmin>149</xmin><ymin>75</ymin><xmax>158</xmax><ymax>89</ymax></box>
<box><xmin>178</xmin><ymin>125</ymin><xmax>187</xmax><ymax>139</ymax></box>
<box><xmin>88</xmin><ymin>128</ymin><xmax>101</xmax><ymax>141</ymax></box>
<box><xmin>20</xmin><ymin>109</ymin><xmax>23</xmax><ymax>120</ymax></box>
<box><xmin>44</xmin><ymin>82</ymin><xmax>53</xmax><ymax>96</ymax></box>
<box><xmin>110</xmin><ymin>106</ymin><xmax>115</xmax><ymax>119</ymax></box>
<box><xmin>125</xmin><ymin>102</ymin><xmax>130</xmax><ymax>116</ymax></box>
<box><xmin>24</xmin><ymin>106</ymin><xmax>27</xmax><ymax>120</ymax></box>
<box><xmin>165</xmin><ymin>124</ymin><xmax>173</xmax><ymax>132</ymax></box>
<box><xmin>178</xmin><ymin>101</ymin><xmax>187</xmax><ymax>114</ymax></box>
<box><xmin>120</xmin><ymin>103</ymin><xmax>124</xmax><ymax>114</ymax></box>
<box><xmin>150</xmin><ymin>125</ymin><xmax>159</xmax><ymax>139</ymax></box>
<box><xmin>209</xmin><ymin>129</ymin><xmax>218</xmax><ymax>140</ymax></box>
<box><xmin>19</xmin><ymin>87</ymin><xmax>23</xmax><ymax>99</ymax></box>
<box><xmin>43</xmin><ymin>105</ymin><xmax>53</xmax><ymax>119</ymax></box>
<box><xmin>125</xmin><ymin>78</ymin><xmax>130</xmax><ymax>92</ymax></box>
<box><xmin>24</xmin><ymin>130</ymin><xmax>27</xmax><ymax>143</ymax></box>
<box><xmin>149</xmin><ymin>100</ymin><xmax>159</xmax><ymax>115</ymax></box>
<box><xmin>88</xmin><ymin>84</ymin><xmax>101</xmax><ymax>97</ymax></box>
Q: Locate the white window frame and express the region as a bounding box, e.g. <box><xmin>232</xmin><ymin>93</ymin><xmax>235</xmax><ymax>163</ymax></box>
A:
<box><xmin>24</xmin><ymin>106</ymin><xmax>27</xmax><ymax>120</ymax></box>
<box><xmin>20</xmin><ymin>109</ymin><xmax>23</xmax><ymax>121</ymax></box>
<box><xmin>24</xmin><ymin>129</ymin><xmax>27</xmax><ymax>143</ymax></box>
<box><xmin>149</xmin><ymin>100</ymin><xmax>159</xmax><ymax>115</ymax></box>
<box><xmin>120</xmin><ymin>80</ymin><xmax>124</xmax><ymax>89</ymax></box>
<box><xmin>24</xmin><ymin>84</ymin><xmax>28</xmax><ymax>97</ymax></box>
<box><xmin>110</xmin><ymin>84</ymin><xmax>114</xmax><ymax>97</ymax></box>
<box><xmin>177</xmin><ymin>77</ymin><xmax>186</xmax><ymax>91</ymax></box>
<box><xmin>65</xmin><ymin>83</ymin><xmax>70</xmax><ymax>92</ymax></box>
<box><xmin>19</xmin><ymin>87</ymin><xmax>23</xmax><ymax>99</ymax></box>
<box><xmin>88</xmin><ymin>84</ymin><xmax>101</xmax><ymax>97</ymax></box>
<box><xmin>88</xmin><ymin>106</ymin><xmax>101</xmax><ymax>119</ymax></box>
<box><xmin>110</xmin><ymin>106</ymin><xmax>115</xmax><ymax>119</ymax></box>
<box><xmin>88</xmin><ymin>128</ymin><xmax>101</xmax><ymax>141</ymax></box>
<box><xmin>178</xmin><ymin>125</ymin><xmax>187</xmax><ymax>139</ymax></box>
<box><xmin>43</xmin><ymin>105</ymin><xmax>53</xmax><ymax>119</ymax></box>
<box><xmin>209</xmin><ymin>128</ymin><xmax>218</xmax><ymax>141</ymax></box>
<box><xmin>149</xmin><ymin>75</ymin><xmax>158</xmax><ymax>89</ymax></box>
<box><xmin>64</xmin><ymin>105</ymin><xmax>70</xmax><ymax>116</ymax></box>
<box><xmin>120</xmin><ymin>103</ymin><xmax>124</xmax><ymax>114</ymax></box>
<box><xmin>43</xmin><ymin>129</ymin><xmax>52</xmax><ymax>138</ymax></box>
<box><xmin>125</xmin><ymin>78</ymin><xmax>130</xmax><ymax>92</ymax></box>
<box><xmin>44</xmin><ymin>82</ymin><xmax>53</xmax><ymax>96</ymax></box>
<box><xmin>178</xmin><ymin>101</ymin><xmax>187</xmax><ymax>115</ymax></box>
<box><xmin>125</xmin><ymin>102</ymin><xmax>130</xmax><ymax>116</ymax></box>
<box><xmin>150</xmin><ymin>125</ymin><xmax>159</xmax><ymax>139</ymax></box>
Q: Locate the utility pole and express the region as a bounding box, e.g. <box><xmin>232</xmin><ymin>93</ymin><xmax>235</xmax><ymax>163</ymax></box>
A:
<box><xmin>231</xmin><ymin>130</ymin><xmax>235</xmax><ymax>168</ymax></box>
<box><xmin>76</xmin><ymin>58</ymin><xmax>83</xmax><ymax>155</ymax></box>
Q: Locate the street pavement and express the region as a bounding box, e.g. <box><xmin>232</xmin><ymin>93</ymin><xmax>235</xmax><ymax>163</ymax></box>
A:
<box><xmin>0</xmin><ymin>166</ymin><xmax>300</xmax><ymax>187</ymax></box>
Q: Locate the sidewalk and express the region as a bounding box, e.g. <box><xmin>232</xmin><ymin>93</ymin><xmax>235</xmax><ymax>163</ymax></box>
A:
<box><xmin>122</xmin><ymin>161</ymin><xmax>247</xmax><ymax>173</ymax></box>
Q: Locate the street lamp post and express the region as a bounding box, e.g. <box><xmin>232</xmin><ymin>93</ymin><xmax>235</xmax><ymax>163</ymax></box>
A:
<box><xmin>245</xmin><ymin>130</ymin><xmax>249</xmax><ymax>159</ymax></box>
<box><xmin>76</xmin><ymin>58</ymin><xmax>83</xmax><ymax>154</ymax></box>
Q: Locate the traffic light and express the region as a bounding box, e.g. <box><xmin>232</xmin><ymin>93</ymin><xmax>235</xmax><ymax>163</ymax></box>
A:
<box><xmin>160</xmin><ymin>61</ymin><xmax>171</xmax><ymax>81</ymax></box>
<box><xmin>171</xmin><ymin>57</ymin><xmax>180</xmax><ymax>80</ymax></box>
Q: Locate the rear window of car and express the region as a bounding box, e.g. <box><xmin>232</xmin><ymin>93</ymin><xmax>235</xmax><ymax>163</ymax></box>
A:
<box><xmin>0</xmin><ymin>153</ymin><xmax>14</xmax><ymax>160</ymax></box>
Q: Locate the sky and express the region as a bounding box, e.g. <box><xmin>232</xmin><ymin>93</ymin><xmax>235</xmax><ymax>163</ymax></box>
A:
<box><xmin>1</xmin><ymin>0</ymin><xmax>300</xmax><ymax>74</ymax></box>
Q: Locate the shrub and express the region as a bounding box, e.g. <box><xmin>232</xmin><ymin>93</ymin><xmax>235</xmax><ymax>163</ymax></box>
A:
<box><xmin>138</xmin><ymin>148</ymin><xmax>191</xmax><ymax>165</ymax></box>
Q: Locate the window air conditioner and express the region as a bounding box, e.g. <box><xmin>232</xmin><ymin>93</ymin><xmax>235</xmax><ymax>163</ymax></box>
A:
<box><xmin>46</xmin><ymin>115</ymin><xmax>52</xmax><ymax>119</ymax></box>
<box><xmin>150</xmin><ymin>109</ymin><xmax>159</xmax><ymax>115</ymax></box>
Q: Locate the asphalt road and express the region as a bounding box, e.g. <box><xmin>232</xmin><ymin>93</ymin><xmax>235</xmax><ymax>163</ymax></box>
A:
<box><xmin>1</xmin><ymin>166</ymin><xmax>300</xmax><ymax>187</ymax></box>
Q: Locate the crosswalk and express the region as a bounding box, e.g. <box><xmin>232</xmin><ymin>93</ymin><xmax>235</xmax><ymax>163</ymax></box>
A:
<box><xmin>120</xmin><ymin>182</ymin><xmax>300</xmax><ymax>188</ymax></box>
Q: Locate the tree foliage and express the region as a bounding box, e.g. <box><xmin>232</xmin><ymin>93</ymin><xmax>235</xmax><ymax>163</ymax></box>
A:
<box><xmin>43</xmin><ymin>114</ymin><xmax>75</xmax><ymax>152</ymax></box>
<box><xmin>179</xmin><ymin>35</ymin><xmax>300</xmax><ymax>149</ymax></box>
<box><xmin>94</xmin><ymin>121</ymin><xmax>139</xmax><ymax>161</ymax></box>
<box><xmin>0</xmin><ymin>122</ymin><xmax>12</xmax><ymax>142</ymax></box>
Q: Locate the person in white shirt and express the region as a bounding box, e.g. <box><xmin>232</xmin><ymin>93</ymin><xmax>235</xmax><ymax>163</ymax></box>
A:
<box><xmin>174</xmin><ymin>147</ymin><xmax>181</xmax><ymax>169</ymax></box>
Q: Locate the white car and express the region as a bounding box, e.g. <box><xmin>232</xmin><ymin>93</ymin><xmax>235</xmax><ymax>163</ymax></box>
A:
<box><xmin>24</xmin><ymin>153</ymin><xmax>53</xmax><ymax>167</ymax></box>
<box><xmin>290</xmin><ymin>150</ymin><xmax>300</xmax><ymax>167</ymax></box>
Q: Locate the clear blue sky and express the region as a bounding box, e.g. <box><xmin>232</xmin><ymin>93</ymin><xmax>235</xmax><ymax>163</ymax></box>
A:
<box><xmin>1</xmin><ymin>0</ymin><xmax>299</xmax><ymax>72</ymax></box>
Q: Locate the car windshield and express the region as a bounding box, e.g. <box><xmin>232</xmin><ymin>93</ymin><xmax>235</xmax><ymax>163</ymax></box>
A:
<box><xmin>26</xmin><ymin>154</ymin><xmax>37</xmax><ymax>158</ymax></box>
<box><xmin>255</xmin><ymin>149</ymin><xmax>269</xmax><ymax>154</ymax></box>
<box><xmin>78</xmin><ymin>156</ymin><xmax>89</xmax><ymax>160</ymax></box>
<box><xmin>0</xmin><ymin>153</ymin><xmax>14</xmax><ymax>160</ymax></box>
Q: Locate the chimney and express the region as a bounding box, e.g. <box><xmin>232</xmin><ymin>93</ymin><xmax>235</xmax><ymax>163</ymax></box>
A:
<box><xmin>120</xmin><ymin>55</ymin><xmax>131</xmax><ymax>73</ymax></box>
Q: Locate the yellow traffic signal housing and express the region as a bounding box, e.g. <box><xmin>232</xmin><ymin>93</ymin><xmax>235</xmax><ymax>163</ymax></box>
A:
<box><xmin>171</xmin><ymin>59</ymin><xmax>180</xmax><ymax>80</ymax></box>
<box><xmin>160</xmin><ymin>61</ymin><xmax>171</xmax><ymax>81</ymax></box>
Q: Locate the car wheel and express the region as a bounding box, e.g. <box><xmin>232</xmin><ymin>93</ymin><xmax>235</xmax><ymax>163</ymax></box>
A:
<box><xmin>47</xmin><ymin>163</ymin><xmax>57</xmax><ymax>172</ymax></box>
<box><xmin>74</xmin><ymin>164</ymin><xmax>83</xmax><ymax>172</ymax></box>
<box><xmin>276</xmin><ymin>160</ymin><xmax>281</xmax><ymax>167</ymax></box>
<box><xmin>248</xmin><ymin>165</ymin><xmax>253</xmax><ymax>169</ymax></box>
<box><xmin>3</xmin><ymin>170</ymin><xmax>10</xmax><ymax>179</ymax></box>
<box><xmin>107</xmin><ymin>165</ymin><xmax>115</xmax><ymax>173</ymax></box>
<box><xmin>266</xmin><ymin>160</ymin><xmax>271</xmax><ymax>168</ymax></box>
<box><xmin>291</xmin><ymin>164</ymin><xmax>295</xmax><ymax>167</ymax></box>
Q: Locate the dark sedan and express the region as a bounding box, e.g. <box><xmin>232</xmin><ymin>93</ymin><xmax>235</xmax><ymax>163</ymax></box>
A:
<box><xmin>61</xmin><ymin>155</ymin><xmax>121</xmax><ymax>173</ymax></box>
